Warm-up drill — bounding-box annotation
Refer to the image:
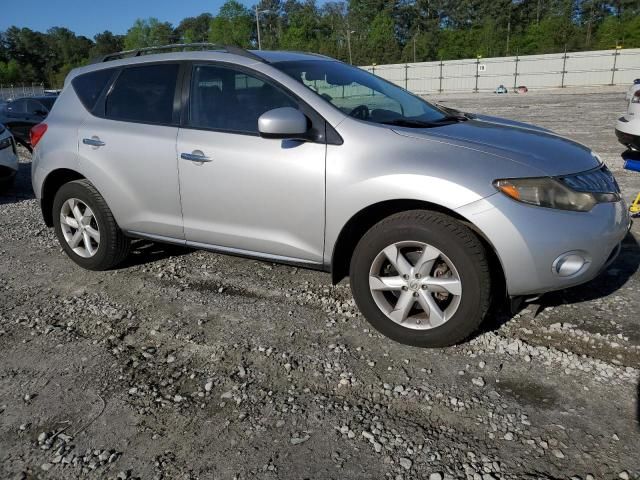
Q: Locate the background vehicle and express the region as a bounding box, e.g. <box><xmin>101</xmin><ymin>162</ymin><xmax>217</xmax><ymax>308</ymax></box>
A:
<box><xmin>616</xmin><ymin>88</ymin><xmax>640</xmax><ymax>151</ymax></box>
<box><xmin>0</xmin><ymin>95</ymin><xmax>57</xmax><ymax>150</ymax></box>
<box><xmin>495</xmin><ymin>85</ymin><xmax>508</xmax><ymax>94</ymax></box>
<box><xmin>31</xmin><ymin>45</ymin><xmax>629</xmax><ymax>348</ymax></box>
<box><xmin>625</xmin><ymin>79</ymin><xmax>640</xmax><ymax>102</ymax></box>
<box><xmin>0</xmin><ymin>123</ymin><xmax>18</xmax><ymax>192</ymax></box>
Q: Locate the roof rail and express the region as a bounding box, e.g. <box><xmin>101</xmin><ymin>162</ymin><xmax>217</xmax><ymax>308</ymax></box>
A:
<box><xmin>90</xmin><ymin>43</ymin><xmax>266</xmax><ymax>64</ymax></box>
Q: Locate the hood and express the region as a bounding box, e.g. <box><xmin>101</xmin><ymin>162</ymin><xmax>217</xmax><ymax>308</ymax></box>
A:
<box><xmin>392</xmin><ymin>116</ymin><xmax>599</xmax><ymax>177</ymax></box>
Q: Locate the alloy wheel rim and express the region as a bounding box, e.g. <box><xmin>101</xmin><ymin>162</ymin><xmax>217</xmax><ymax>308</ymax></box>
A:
<box><xmin>368</xmin><ymin>241</ymin><xmax>462</xmax><ymax>330</ymax></box>
<box><xmin>60</xmin><ymin>198</ymin><xmax>100</xmax><ymax>258</ymax></box>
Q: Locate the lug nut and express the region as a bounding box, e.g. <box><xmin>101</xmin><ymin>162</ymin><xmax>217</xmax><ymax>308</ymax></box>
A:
<box><xmin>402</xmin><ymin>286</ymin><xmax>408</xmax><ymax>291</ymax></box>
<box><xmin>421</xmin><ymin>285</ymin><xmax>428</xmax><ymax>290</ymax></box>
<box><xmin>415</xmin><ymin>273</ymin><xmax>421</xmax><ymax>279</ymax></box>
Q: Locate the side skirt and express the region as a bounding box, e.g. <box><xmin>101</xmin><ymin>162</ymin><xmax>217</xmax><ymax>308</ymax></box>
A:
<box><xmin>125</xmin><ymin>230</ymin><xmax>328</xmax><ymax>272</ymax></box>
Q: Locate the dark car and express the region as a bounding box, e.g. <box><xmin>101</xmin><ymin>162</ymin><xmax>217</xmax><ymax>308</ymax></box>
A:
<box><xmin>0</xmin><ymin>95</ymin><xmax>57</xmax><ymax>150</ymax></box>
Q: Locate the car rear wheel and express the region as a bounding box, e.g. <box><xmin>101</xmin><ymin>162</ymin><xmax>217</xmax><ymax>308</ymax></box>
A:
<box><xmin>349</xmin><ymin>210</ymin><xmax>491</xmax><ymax>348</ymax></box>
<box><xmin>53</xmin><ymin>179</ymin><xmax>130</xmax><ymax>270</ymax></box>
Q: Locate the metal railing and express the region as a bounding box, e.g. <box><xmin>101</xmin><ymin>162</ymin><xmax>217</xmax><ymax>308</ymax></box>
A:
<box><xmin>363</xmin><ymin>48</ymin><xmax>640</xmax><ymax>94</ymax></box>
<box><xmin>0</xmin><ymin>84</ymin><xmax>46</xmax><ymax>101</ymax></box>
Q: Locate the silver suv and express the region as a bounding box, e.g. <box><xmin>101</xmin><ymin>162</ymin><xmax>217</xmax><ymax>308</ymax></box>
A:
<box><xmin>32</xmin><ymin>44</ymin><xmax>630</xmax><ymax>347</ymax></box>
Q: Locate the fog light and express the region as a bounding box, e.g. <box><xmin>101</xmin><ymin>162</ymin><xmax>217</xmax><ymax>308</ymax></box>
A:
<box><xmin>552</xmin><ymin>252</ymin><xmax>589</xmax><ymax>277</ymax></box>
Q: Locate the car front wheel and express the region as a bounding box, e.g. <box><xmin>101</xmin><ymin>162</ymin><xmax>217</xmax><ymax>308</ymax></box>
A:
<box><xmin>52</xmin><ymin>179</ymin><xmax>130</xmax><ymax>270</ymax></box>
<box><xmin>349</xmin><ymin>210</ymin><xmax>491</xmax><ymax>348</ymax></box>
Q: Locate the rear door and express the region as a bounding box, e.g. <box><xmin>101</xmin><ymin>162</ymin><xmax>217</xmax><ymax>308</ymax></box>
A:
<box><xmin>176</xmin><ymin>63</ymin><xmax>326</xmax><ymax>263</ymax></box>
<box><xmin>77</xmin><ymin>63</ymin><xmax>184</xmax><ymax>239</ymax></box>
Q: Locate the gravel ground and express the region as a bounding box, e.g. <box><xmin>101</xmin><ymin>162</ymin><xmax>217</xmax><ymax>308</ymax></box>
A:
<box><xmin>1</xmin><ymin>87</ymin><xmax>639</xmax><ymax>480</ymax></box>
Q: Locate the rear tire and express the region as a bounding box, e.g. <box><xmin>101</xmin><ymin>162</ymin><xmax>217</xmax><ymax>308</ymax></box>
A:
<box><xmin>52</xmin><ymin>179</ymin><xmax>130</xmax><ymax>270</ymax></box>
<box><xmin>349</xmin><ymin>210</ymin><xmax>491</xmax><ymax>348</ymax></box>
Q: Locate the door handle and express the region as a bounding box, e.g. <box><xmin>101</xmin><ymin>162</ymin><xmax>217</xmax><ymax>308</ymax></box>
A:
<box><xmin>83</xmin><ymin>137</ymin><xmax>105</xmax><ymax>147</ymax></box>
<box><xmin>180</xmin><ymin>151</ymin><xmax>212</xmax><ymax>163</ymax></box>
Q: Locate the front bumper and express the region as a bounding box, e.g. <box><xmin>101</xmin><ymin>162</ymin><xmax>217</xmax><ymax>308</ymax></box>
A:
<box><xmin>457</xmin><ymin>193</ymin><xmax>631</xmax><ymax>296</ymax></box>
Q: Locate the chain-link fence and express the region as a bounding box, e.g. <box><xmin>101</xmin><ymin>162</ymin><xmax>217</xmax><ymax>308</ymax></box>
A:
<box><xmin>363</xmin><ymin>48</ymin><xmax>640</xmax><ymax>94</ymax></box>
<box><xmin>0</xmin><ymin>84</ymin><xmax>46</xmax><ymax>101</ymax></box>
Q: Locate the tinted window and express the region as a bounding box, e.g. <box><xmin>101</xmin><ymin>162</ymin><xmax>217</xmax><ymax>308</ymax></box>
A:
<box><xmin>106</xmin><ymin>64</ymin><xmax>179</xmax><ymax>124</ymax></box>
<box><xmin>189</xmin><ymin>64</ymin><xmax>297</xmax><ymax>133</ymax></box>
<box><xmin>26</xmin><ymin>99</ymin><xmax>47</xmax><ymax>115</ymax></box>
<box><xmin>7</xmin><ymin>99</ymin><xmax>27</xmax><ymax>114</ymax></box>
<box><xmin>72</xmin><ymin>69</ymin><xmax>114</xmax><ymax>111</ymax></box>
<box><xmin>38</xmin><ymin>96</ymin><xmax>56</xmax><ymax>111</ymax></box>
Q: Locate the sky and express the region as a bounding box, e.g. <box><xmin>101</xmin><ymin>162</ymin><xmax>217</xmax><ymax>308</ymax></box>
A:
<box><xmin>0</xmin><ymin>0</ymin><xmax>246</xmax><ymax>39</ymax></box>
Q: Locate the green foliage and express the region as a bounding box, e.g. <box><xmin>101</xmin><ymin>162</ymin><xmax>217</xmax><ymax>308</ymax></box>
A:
<box><xmin>1</xmin><ymin>0</ymin><xmax>640</xmax><ymax>88</ymax></box>
<box><xmin>124</xmin><ymin>18</ymin><xmax>174</xmax><ymax>50</ymax></box>
<box><xmin>209</xmin><ymin>0</ymin><xmax>253</xmax><ymax>47</ymax></box>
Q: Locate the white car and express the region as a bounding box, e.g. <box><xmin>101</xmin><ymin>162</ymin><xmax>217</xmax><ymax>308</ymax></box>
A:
<box><xmin>616</xmin><ymin>82</ymin><xmax>640</xmax><ymax>151</ymax></box>
<box><xmin>0</xmin><ymin>123</ymin><xmax>18</xmax><ymax>191</ymax></box>
<box><xmin>625</xmin><ymin>79</ymin><xmax>640</xmax><ymax>102</ymax></box>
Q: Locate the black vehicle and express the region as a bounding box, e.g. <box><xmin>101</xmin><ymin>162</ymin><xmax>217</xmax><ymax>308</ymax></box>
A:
<box><xmin>0</xmin><ymin>95</ymin><xmax>57</xmax><ymax>150</ymax></box>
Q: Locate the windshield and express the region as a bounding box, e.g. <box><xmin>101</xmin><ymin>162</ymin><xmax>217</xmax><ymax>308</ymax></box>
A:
<box><xmin>273</xmin><ymin>60</ymin><xmax>448</xmax><ymax>127</ymax></box>
<box><xmin>273</xmin><ymin>60</ymin><xmax>451</xmax><ymax>126</ymax></box>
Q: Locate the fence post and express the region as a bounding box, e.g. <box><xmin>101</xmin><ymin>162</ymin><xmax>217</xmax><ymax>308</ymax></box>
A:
<box><xmin>474</xmin><ymin>56</ymin><xmax>480</xmax><ymax>93</ymax></box>
<box><xmin>560</xmin><ymin>47</ymin><xmax>567</xmax><ymax>88</ymax></box>
<box><xmin>404</xmin><ymin>64</ymin><xmax>408</xmax><ymax>90</ymax></box>
<box><xmin>439</xmin><ymin>60</ymin><xmax>444</xmax><ymax>93</ymax></box>
<box><xmin>513</xmin><ymin>54</ymin><xmax>519</xmax><ymax>90</ymax></box>
<box><xmin>610</xmin><ymin>46</ymin><xmax>621</xmax><ymax>86</ymax></box>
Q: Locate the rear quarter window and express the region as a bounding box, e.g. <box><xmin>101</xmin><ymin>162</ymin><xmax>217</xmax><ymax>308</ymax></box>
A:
<box><xmin>72</xmin><ymin>68</ymin><xmax>115</xmax><ymax>111</ymax></box>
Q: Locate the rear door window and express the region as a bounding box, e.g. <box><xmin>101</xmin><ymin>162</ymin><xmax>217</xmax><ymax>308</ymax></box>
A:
<box><xmin>72</xmin><ymin>69</ymin><xmax>114</xmax><ymax>111</ymax></box>
<box><xmin>106</xmin><ymin>63</ymin><xmax>179</xmax><ymax>125</ymax></box>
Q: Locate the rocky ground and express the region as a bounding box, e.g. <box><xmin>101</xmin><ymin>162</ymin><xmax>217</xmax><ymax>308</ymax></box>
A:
<box><xmin>0</xmin><ymin>87</ymin><xmax>639</xmax><ymax>480</ymax></box>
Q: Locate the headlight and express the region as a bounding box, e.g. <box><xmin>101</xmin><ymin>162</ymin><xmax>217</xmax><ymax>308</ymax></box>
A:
<box><xmin>494</xmin><ymin>165</ymin><xmax>620</xmax><ymax>212</ymax></box>
<box><xmin>0</xmin><ymin>136</ymin><xmax>12</xmax><ymax>151</ymax></box>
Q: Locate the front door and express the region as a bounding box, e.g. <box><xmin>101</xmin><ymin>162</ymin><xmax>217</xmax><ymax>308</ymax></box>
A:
<box><xmin>176</xmin><ymin>63</ymin><xmax>326</xmax><ymax>264</ymax></box>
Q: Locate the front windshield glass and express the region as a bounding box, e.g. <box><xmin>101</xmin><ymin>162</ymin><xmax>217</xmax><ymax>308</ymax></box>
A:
<box><xmin>273</xmin><ymin>59</ymin><xmax>449</xmax><ymax>126</ymax></box>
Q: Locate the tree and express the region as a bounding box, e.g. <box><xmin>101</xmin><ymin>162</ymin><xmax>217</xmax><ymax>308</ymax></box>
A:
<box><xmin>176</xmin><ymin>13</ymin><xmax>213</xmax><ymax>43</ymax></box>
<box><xmin>209</xmin><ymin>0</ymin><xmax>253</xmax><ymax>47</ymax></box>
<box><xmin>124</xmin><ymin>18</ymin><xmax>175</xmax><ymax>50</ymax></box>
<box><xmin>364</xmin><ymin>12</ymin><xmax>400</xmax><ymax>64</ymax></box>
<box><xmin>92</xmin><ymin>31</ymin><xmax>125</xmax><ymax>57</ymax></box>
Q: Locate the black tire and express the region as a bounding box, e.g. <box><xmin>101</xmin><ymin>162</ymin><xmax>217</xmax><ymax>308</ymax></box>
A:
<box><xmin>349</xmin><ymin>210</ymin><xmax>491</xmax><ymax>348</ymax></box>
<box><xmin>52</xmin><ymin>179</ymin><xmax>130</xmax><ymax>270</ymax></box>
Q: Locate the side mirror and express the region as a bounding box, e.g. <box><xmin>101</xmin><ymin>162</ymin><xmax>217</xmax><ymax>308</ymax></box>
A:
<box><xmin>258</xmin><ymin>107</ymin><xmax>309</xmax><ymax>140</ymax></box>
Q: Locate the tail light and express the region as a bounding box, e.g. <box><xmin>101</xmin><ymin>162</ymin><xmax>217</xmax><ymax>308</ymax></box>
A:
<box><xmin>632</xmin><ymin>90</ymin><xmax>640</xmax><ymax>104</ymax></box>
<box><xmin>30</xmin><ymin>123</ymin><xmax>48</xmax><ymax>148</ymax></box>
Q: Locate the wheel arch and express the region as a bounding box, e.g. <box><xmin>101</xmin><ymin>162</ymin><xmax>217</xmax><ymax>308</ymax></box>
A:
<box><xmin>40</xmin><ymin>168</ymin><xmax>86</xmax><ymax>227</ymax></box>
<box><xmin>329</xmin><ymin>199</ymin><xmax>506</xmax><ymax>296</ymax></box>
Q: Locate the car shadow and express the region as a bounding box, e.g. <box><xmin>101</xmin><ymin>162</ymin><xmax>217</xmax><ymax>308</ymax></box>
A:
<box><xmin>477</xmin><ymin>230</ymin><xmax>640</xmax><ymax>335</ymax></box>
<box><xmin>120</xmin><ymin>239</ymin><xmax>195</xmax><ymax>268</ymax></box>
<box><xmin>0</xmin><ymin>162</ymin><xmax>35</xmax><ymax>205</ymax></box>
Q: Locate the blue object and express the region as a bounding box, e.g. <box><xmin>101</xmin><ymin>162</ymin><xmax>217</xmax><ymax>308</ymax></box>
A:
<box><xmin>624</xmin><ymin>158</ymin><xmax>640</xmax><ymax>172</ymax></box>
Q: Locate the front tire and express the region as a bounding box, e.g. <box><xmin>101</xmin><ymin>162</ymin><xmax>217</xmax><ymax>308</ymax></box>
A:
<box><xmin>52</xmin><ymin>179</ymin><xmax>130</xmax><ymax>270</ymax></box>
<box><xmin>349</xmin><ymin>210</ymin><xmax>491</xmax><ymax>348</ymax></box>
